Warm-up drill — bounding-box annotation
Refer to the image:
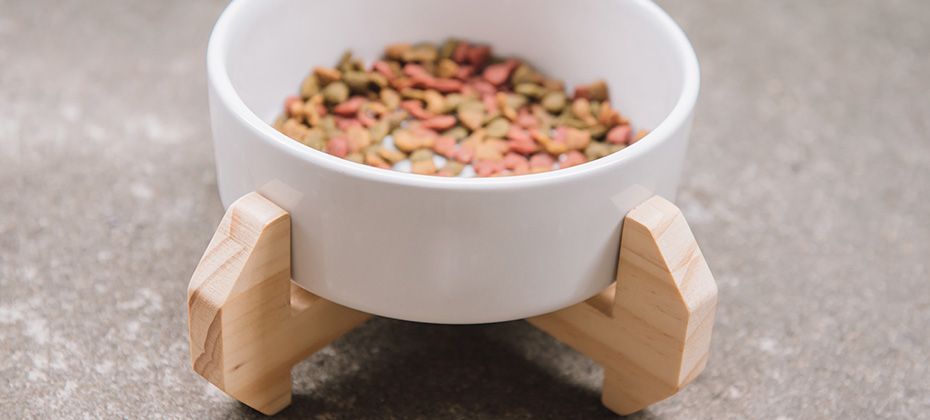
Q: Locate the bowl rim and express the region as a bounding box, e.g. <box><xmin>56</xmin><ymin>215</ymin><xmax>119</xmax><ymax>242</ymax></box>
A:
<box><xmin>206</xmin><ymin>0</ymin><xmax>699</xmax><ymax>191</ymax></box>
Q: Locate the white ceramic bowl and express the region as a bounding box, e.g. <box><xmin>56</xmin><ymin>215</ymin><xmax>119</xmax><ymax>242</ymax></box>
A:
<box><xmin>207</xmin><ymin>0</ymin><xmax>699</xmax><ymax>324</ymax></box>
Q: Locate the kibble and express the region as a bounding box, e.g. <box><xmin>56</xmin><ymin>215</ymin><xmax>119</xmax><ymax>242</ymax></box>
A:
<box><xmin>273</xmin><ymin>39</ymin><xmax>647</xmax><ymax>177</ymax></box>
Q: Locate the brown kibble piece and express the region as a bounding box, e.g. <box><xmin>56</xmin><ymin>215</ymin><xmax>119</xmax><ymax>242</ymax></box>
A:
<box><xmin>314</xmin><ymin>67</ymin><xmax>342</xmax><ymax>85</ymax></box>
<box><xmin>380</xmin><ymin>89</ymin><xmax>401</xmax><ymax>109</ymax></box>
<box><xmin>631</xmin><ymin>129</ymin><xmax>649</xmax><ymax>144</ymax></box>
<box><xmin>379</xmin><ymin>146</ymin><xmax>407</xmax><ymax>164</ymax></box>
<box><xmin>385</xmin><ymin>43</ymin><xmax>412</xmax><ymax>61</ymax></box>
<box><xmin>475</xmin><ymin>142</ymin><xmax>504</xmax><ymax>162</ymax></box>
<box><xmin>458</xmin><ymin>108</ymin><xmax>485</xmax><ymax>131</ymax></box>
<box><xmin>365</xmin><ymin>151</ymin><xmax>391</xmax><ymax>169</ymax></box>
<box><xmin>571</xmin><ymin>97</ymin><xmax>598</xmax><ymax>125</ymax></box>
<box><xmin>403</xmin><ymin>44</ymin><xmax>439</xmax><ymax>63</ymax></box>
<box><xmin>345</xmin><ymin>126</ymin><xmax>373</xmax><ymax>153</ymax></box>
<box><xmin>301</xmin><ymin>74</ymin><xmax>320</xmax><ymax>98</ymax></box>
<box><xmin>565</xmin><ymin>127</ymin><xmax>592</xmax><ymax>150</ymax></box>
<box><xmin>423</xmin><ymin>89</ymin><xmax>446</xmax><ymax>115</ymax></box>
<box><xmin>437</xmin><ymin>59</ymin><xmax>458</xmax><ymax>79</ymax></box>
<box><xmin>392</xmin><ymin>129</ymin><xmax>417</xmax><ymax>152</ymax></box>
<box><xmin>281</xmin><ymin>118</ymin><xmax>308</xmax><ymax>141</ymax></box>
<box><xmin>345</xmin><ymin>152</ymin><xmax>364</xmax><ymax>164</ymax></box>
<box><xmin>588</xmin><ymin>79</ymin><xmax>609</xmax><ymax>101</ymax></box>
<box><xmin>410</xmin><ymin>159</ymin><xmax>437</xmax><ymax>175</ymax></box>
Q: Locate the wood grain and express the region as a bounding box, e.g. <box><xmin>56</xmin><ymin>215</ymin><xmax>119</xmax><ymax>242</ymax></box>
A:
<box><xmin>188</xmin><ymin>192</ymin><xmax>372</xmax><ymax>415</ymax></box>
<box><xmin>527</xmin><ymin>195</ymin><xmax>717</xmax><ymax>415</ymax></box>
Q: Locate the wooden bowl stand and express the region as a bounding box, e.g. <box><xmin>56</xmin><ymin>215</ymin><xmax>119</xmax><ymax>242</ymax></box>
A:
<box><xmin>188</xmin><ymin>192</ymin><xmax>717</xmax><ymax>416</ymax></box>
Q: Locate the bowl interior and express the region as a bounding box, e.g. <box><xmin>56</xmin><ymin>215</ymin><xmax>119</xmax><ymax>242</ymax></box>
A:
<box><xmin>219</xmin><ymin>0</ymin><xmax>692</xmax><ymax>143</ymax></box>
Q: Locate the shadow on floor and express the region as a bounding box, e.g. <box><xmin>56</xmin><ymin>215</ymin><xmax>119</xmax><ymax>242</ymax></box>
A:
<box><xmin>225</xmin><ymin>317</ymin><xmax>663</xmax><ymax>420</ymax></box>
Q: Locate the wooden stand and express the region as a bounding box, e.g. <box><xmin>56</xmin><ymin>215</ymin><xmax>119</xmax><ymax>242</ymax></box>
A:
<box><xmin>188</xmin><ymin>192</ymin><xmax>717</xmax><ymax>415</ymax></box>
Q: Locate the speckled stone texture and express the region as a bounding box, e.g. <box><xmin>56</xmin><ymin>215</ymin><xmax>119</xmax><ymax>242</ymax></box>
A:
<box><xmin>1</xmin><ymin>1</ymin><xmax>928</xmax><ymax>419</ymax></box>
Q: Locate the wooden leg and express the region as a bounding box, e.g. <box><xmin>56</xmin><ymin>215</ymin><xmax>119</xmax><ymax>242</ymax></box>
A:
<box><xmin>187</xmin><ymin>192</ymin><xmax>373</xmax><ymax>415</ymax></box>
<box><xmin>527</xmin><ymin>196</ymin><xmax>718</xmax><ymax>415</ymax></box>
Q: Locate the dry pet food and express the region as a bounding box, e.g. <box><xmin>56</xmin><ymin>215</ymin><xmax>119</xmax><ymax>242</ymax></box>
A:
<box><xmin>273</xmin><ymin>39</ymin><xmax>648</xmax><ymax>177</ymax></box>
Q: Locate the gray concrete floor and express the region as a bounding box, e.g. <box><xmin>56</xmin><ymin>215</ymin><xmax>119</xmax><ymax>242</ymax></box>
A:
<box><xmin>2</xmin><ymin>1</ymin><xmax>928</xmax><ymax>419</ymax></box>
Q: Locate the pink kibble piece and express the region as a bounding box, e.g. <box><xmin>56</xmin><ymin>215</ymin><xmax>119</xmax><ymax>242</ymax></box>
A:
<box><xmin>333</xmin><ymin>96</ymin><xmax>365</xmax><ymax>116</ymax></box>
<box><xmin>606</xmin><ymin>124</ymin><xmax>632</xmax><ymax>144</ymax></box>
<box><xmin>432</xmin><ymin>135</ymin><xmax>457</xmax><ymax>157</ymax></box>
<box><xmin>326</xmin><ymin>136</ymin><xmax>349</xmax><ymax>158</ymax></box>
<box><xmin>529</xmin><ymin>152</ymin><xmax>555</xmax><ymax>168</ymax></box>
<box><xmin>560</xmin><ymin>150</ymin><xmax>586</xmax><ymax>169</ymax></box>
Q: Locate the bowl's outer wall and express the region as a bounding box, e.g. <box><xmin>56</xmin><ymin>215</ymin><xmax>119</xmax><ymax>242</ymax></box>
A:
<box><xmin>207</xmin><ymin>0</ymin><xmax>699</xmax><ymax>323</ymax></box>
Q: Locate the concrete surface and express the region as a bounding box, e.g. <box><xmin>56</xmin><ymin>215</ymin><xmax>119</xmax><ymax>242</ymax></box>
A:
<box><xmin>1</xmin><ymin>1</ymin><xmax>928</xmax><ymax>419</ymax></box>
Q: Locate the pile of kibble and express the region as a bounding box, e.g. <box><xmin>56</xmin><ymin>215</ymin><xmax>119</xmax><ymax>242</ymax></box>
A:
<box><xmin>273</xmin><ymin>39</ymin><xmax>647</xmax><ymax>177</ymax></box>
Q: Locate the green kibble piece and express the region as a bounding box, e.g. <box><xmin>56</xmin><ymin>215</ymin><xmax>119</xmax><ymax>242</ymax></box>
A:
<box><xmin>409</xmin><ymin>148</ymin><xmax>434</xmax><ymax>162</ymax></box>
<box><xmin>369</xmin><ymin>119</ymin><xmax>390</xmax><ymax>143</ymax></box>
<box><xmin>457</xmin><ymin>98</ymin><xmax>485</xmax><ymax>114</ymax></box>
<box><xmin>556</xmin><ymin>116</ymin><xmax>587</xmax><ymax>129</ymax></box>
<box><xmin>343</xmin><ymin>71</ymin><xmax>370</xmax><ymax>92</ymax></box>
<box><xmin>439</xmin><ymin>39</ymin><xmax>459</xmax><ymax>60</ymax></box>
<box><xmin>510</xmin><ymin>63</ymin><xmax>539</xmax><ymax>85</ymax></box>
<box><xmin>441</xmin><ymin>125</ymin><xmax>469</xmax><ymax>140</ymax></box>
<box><xmin>301</xmin><ymin>74</ymin><xmax>321</xmax><ymax>99</ymax></box>
<box><xmin>587</xmin><ymin>124</ymin><xmax>608</xmax><ymax>139</ymax></box>
<box><xmin>484</xmin><ymin>117</ymin><xmax>510</xmax><ymax>138</ymax></box>
<box><xmin>607</xmin><ymin>143</ymin><xmax>626</xmax><ymax>154</ymax></box>
<box><xmin>514</xmin><ymin>83</ymin><xmax>546</xmax><ymax>99</ymax></box>
<box><xmin>301</xmin><ymin>128</ymin><xmax>326</xmax><ymax>150</ymax></box>
<box><xmin>589</xmin><ymin>79</ymin><xmax>609</xmax><ymax>101</ymax></box>
<box><xmin>319</xmin><ymin>115</ymin><xmax>338</xmax><ymax>137</ymax></box>
<box><xmin>504</xmin><ymin>93</ymin><xmax>528</xmax><ymax>112</ymax></box>
<box><xmin>584</xmin><ymin>141</ymin><xmax>611</xmax><ymax>161</ymax></box>
<box><xmin>322</xmin><ymin>81</ymin><xmax>349</xmax><ymax>104</ymax></box>
<box><xmin>541</xmin><ymin>91</ymin><xmax>567</xmax><ymax>113</ymax></box>
<box><xmin>441</xmin><ymin>160</ymin><xmax>465</xmax><ymax>176</ymax></box>
<box><xmin>442</xmin><ymin>93</ymin><xmax>464</xmax><ymax>113</ymax></box>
